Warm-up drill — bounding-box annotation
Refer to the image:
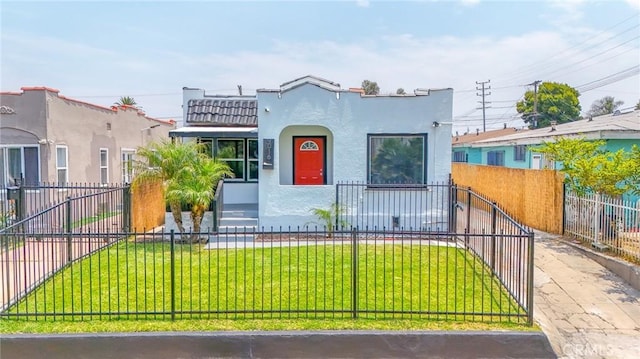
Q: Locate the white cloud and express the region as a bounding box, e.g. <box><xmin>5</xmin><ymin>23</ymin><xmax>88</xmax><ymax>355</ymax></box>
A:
<box><xmin>625</xmin><ymin>0</ymin><xmax>640</xmax><ymax>9</ymax></box>
<box><xmin>2</xmin><ymin>21</ymin><xmax>638</xmax><ymax>133</ymax></box>
<box><xmin>356</xmin><ymin>0</ymin><xmax>370</xmax><ymax>8</ymax></box>
<box><xmin>459</xmin><ymin>0</ymin><xmax>480</xmax><ymax>6</ymax></box>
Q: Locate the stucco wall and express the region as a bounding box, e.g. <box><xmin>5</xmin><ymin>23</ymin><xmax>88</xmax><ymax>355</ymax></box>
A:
<box><xmin>45</xmin><ymin>92</ymin><xmax>173</xmax><ymax>183</ymax></box>
<box><xmin>2</xmin><ymin>89</ymin><xmax>174</xmax><ymax>184</ymax></box>
<box><xmin>257</xmin><ymin>83</ymin><xmax>453</xmax><ymax>228</ymax></box>
<box><xmin>0</xmin><ymin>90</ymin><xmax>49</xmax><ymax>182</ymax></box>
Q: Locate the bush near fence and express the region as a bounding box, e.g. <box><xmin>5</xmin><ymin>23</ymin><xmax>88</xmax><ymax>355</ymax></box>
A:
<box><xmin>452</xmin><ymin>163</ymin><xmax>564</xmax><ymax>234</ymax></box>
<box><xmin>131</xmin><ymin>180</ymin><xmax>165</xmax><ymax>231</ymax></box>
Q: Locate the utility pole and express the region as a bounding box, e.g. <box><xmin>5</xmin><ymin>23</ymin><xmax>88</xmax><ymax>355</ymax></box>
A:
<box><xmin>528</xmin><ymin>80</ymin><xmax>541</xmax><ymax>127</ymax></box>
<box><xmin>476</xmin><ymin>80</ymin><xmax>491</xmax><ymax>132</ymax></box>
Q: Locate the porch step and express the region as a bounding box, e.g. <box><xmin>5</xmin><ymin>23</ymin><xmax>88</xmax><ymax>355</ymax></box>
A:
<box><xmin>222</xmin><ymin>210</ymin><xmax>259</xmax><ymax>218</ymax></box>
<box><xmin>220</xmin><ymin>217</ymin><xmax>259</xmax><ymax>227</ymax></box>
<box><xmin>218</xmin><ymin>225</ymin><xmax>258</xmax><ymax>233</ymax></box>
<box><xmin>221</xmin><ymin>204</ymin><xmax>258</xmax><ymax>217</ymax></box>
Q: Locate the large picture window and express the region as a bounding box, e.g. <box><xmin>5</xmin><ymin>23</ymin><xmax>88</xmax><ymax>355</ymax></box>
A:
<box><xmin>368</xmin><ymin>134</ymin><xmax>426</xmax><ymax>184</ymax></box>
<box><xmin>0</xmin><ymin>146</ymin><xmax>40</xmax><ymax>186</ymax></box>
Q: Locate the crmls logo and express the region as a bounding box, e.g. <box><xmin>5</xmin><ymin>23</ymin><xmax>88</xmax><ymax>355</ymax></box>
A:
<box><xmin>563</xmin><ymin>343</ymin><xmax>613</xmax><ymax>357</ymax></box>
<box><xmin>0</xmin><ymin>105</ymin><xmax>16</xmax><ymax>114</ymax></box>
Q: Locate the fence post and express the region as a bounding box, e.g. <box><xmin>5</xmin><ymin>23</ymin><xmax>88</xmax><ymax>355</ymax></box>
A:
<box><xmin>352</xmin><ymin>227</ymin><xmax>358</xmax><ymax>319</ymax></box>
<box><xmin>212</xmin><ymin>199</ymin><xmax>217</xmax><ymax>233</ymax></box>
<box><xmin>122</xmin><ymin>184</ymin><xmax>132</xmax><ymax>233</ymax></box>
<box><xmin>491</xmin><ymin>203</ymin><xmax>497</xmax><ymax>276</ymax></box>
<box><xmin>17</xmin><ymin>183</ymin><xmax>26</xmax><ymax>223</ymax></box>
<box><xmin>594</xmin><ymin>193</ymin><xmax>600</xmax><ymax>245</ymax></box>
<box><xmin>66</xmin><ymin>196</ymin><xmax>72</xmax><ymax>263</ymax></box>
<box><xmin>449</xmin><ymin>184</ymin><xmax>457</xmax><ymax>233</ymax></box>
<box><xmin>170</xmin><ymin>229</ymin><xmax>176</xmax><ymax>321</ymax></box>
<box><xmin>335</xmin><ymin>184</ymin><xmax>340</xmax><ymax>231</ymax></box>
<box><xmin>466</xmin><ymin>187</ymin><xmax>472</xmax><ymax>232</ymax></box>
<box><xmin>527</xmin><ymin>230</ymin><xmax>535</xmax><ymax>326</ymax></box>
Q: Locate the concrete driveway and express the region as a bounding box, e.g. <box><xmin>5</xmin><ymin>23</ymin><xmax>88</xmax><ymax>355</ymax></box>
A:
<box><xmin>534</xmin><ymin>231</ymin><xmax>640</xmax><ymax>359</ymax></box>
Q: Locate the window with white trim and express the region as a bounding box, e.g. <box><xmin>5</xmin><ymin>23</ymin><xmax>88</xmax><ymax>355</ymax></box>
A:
<box><xmin>121</xmin><ymin>149</ymin><xmax>135</xmax><ymax>183</ymax></box>
<box><xmin>56</xmin><ymin>146</ymin><xmax>68</xmax><ymax>184</ymax></box>
<box><xmin>100</xmin><ymin>148</ymin><xmax>109</xmax><ymax>184</ymax></box>
<box><xmin>0</xmin><ymin>146</ymin><xmax>40</xmax><ymax>186</ymax></box>
<box><xmin>368</xmin><ymin>134</ymin><xmax>426</xmax><ymax>184</ymax></box>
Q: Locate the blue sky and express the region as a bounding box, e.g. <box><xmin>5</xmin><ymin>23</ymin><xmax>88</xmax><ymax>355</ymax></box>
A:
<box><xmin>1</xmin><ymin>0</ymin><xmax>639</xmax><ymax>133</ymax></box>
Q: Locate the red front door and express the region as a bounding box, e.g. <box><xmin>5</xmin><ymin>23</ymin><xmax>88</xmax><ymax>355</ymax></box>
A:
<box><xmin>294</xmin><ymin>137</ymin><xmax>325</xmax><ymax>185</ymax></box>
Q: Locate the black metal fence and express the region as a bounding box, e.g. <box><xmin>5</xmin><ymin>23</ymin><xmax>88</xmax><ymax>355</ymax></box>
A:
<box><xmin>336</xmin><ymin>181</ymin><xmax>453</xmax><ymax>232</ymax></box>
<box><xmin>1</xmin><ymin>182</ymin><xmax>534</xmax><ymax>325</ymax></box>
<box><xmin>0</xmin><ymin>184</ymin><xmax>130</xmax><ymax>310</ymax></box>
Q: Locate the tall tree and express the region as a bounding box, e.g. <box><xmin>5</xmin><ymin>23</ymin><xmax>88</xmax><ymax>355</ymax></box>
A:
<box><xmin>635</xmin><ymin>99</ymin><xmax>640</xmax><ymax>110</ymax></box>
<box><xmin>587</xmin><ymin>96</ymin><xmax>624</xmax><ymax>117</ymax></box>
<box><xmin>361</xmin><ymin>80</ymin><xmax>380</xmax><ymax>95</ymax></box>
<box><xmin>114</xmin><ymin>96</ymin><xmax>138</xmax><ymax>107</ymax></box>
<box><xmin>516</xmin><ymin>82</ymin><xmax>581</xmax><ymax>129</ymax></box>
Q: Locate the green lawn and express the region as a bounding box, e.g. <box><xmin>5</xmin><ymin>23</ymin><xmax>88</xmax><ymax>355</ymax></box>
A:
<box><xmin>2</xmin><ymin>240</ymin><xmax>529</xmax><ymax>332</ymax></box>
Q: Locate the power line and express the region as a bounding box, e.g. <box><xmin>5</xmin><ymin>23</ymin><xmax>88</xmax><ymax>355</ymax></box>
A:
<box><xmin>497</xmin><ymin>13</ymin><xmax>640</xmax><ymax>82</ymax></box>
<box><xmin>576</xmin><ymin>65</ymin><xmax>640</xmax><ymax>92</ymax></box>
<box><xmin>476</xmin><ymin>80</ymin><xmax>491</xmax><ymax>132</ymax></box>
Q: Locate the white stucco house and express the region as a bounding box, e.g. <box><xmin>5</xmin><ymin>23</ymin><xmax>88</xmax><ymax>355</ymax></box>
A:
<box><xmin>171</xmin><ymin>76</ymin><xmax>453</xmax><ymax>229</ymax></box>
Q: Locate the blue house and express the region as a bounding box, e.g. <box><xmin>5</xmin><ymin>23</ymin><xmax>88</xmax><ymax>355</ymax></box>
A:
<box><xmin>451</xmin><ymin>127</ymin><xmax>526</xmax><ymax>166</ymax></box>
<box><xmin>457</xmin><ymin>110</ymin><xmax>640</xmax><ymax>170</ymax></box>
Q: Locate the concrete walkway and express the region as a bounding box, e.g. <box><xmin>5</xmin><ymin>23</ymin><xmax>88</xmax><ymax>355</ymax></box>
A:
<box><xmin>534</xmin><ymin>231</ymin><xmax>640</xmax><ymax>359</ymax></box>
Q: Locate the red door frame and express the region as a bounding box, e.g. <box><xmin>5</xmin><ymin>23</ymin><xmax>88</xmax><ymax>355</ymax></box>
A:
<box><xmin>292</xmin><ymin>136</ymin><xmax>326</xmax><ymax>185</ymax></box>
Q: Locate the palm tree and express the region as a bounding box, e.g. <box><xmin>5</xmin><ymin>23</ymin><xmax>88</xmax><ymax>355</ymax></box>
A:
<box><xmin>133</xmin><ymin>140</ymin><xmax>232</xmax><ymax>239</ymax></box>
<box><xmin>114</xmin><ymin>96</ymin><xmax>138</xmax><ymax>107</ymax></box>
<box><xmin>166</xmin><ymin>155</ymin><xmax>232</xmax><ymax>241</ymax></box>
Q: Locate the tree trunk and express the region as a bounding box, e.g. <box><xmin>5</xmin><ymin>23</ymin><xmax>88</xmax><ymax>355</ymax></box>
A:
<box><xmin>169</xmin><ymin>201</ymin><xmax>185</xmax><ymax>234</ymax></box>
<box><xmin>190</xmin><ymin>205</ymin><xmax>204</xmax><ymax>243</ymax></box>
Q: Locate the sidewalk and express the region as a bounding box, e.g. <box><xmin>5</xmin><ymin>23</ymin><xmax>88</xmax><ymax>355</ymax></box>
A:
<box><xmin>533</xmin><ymin>231</ymin><xmax>640</xmax><ymax>359</ymax></box>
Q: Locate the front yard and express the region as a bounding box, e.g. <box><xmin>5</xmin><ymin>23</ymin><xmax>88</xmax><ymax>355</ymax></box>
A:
<box><xmin>1</xmin><ymin>239</ymin><xmax>529</xmax><ymax>333</ymax></box>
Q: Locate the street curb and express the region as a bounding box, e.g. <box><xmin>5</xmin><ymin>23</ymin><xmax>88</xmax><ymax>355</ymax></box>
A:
<box><xmin>0</xmin><ymin>330</ymin><xmax>557</xmax><ymax>359</ymax></box>
<box><xmin>561</xmin><ymin>239</ymin><xmax>640</xmax><ymax>291</ymax></box>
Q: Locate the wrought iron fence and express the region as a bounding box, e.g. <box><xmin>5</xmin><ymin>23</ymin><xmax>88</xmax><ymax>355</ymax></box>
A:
<box><xmin>0</xmin><ymin>184</ymin><xmax>130</xmax><ymax>310</ymax></box>
<box><xmin>1</xmin><ymin>227</ymin><xmax>531</xmax><ymax>324</ymax></box>
<box><xmin>1</xmin><ymin>182</ymin><xmax>129</xmax><ymax>228</ymax></box>
<box><xmin>1</xmin><ymin>182</ymin><xmax>534</xmax><ymax>325</ymax></box>
<box><xmin>564</xmin><ymin>188</ymin><xmax>640</xmax><ymax>262</ymax></box>
<box><xmin>336</xmin><ymin>181</ymin><xmax>453</xmax><ymax>231</ymax></box>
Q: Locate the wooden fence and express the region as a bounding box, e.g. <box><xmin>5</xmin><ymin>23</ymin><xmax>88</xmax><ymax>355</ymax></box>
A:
<box><xmin>131</xmin><ymin>180</ymin><xmax>165</xmax><ymax>231</ymax></box>
<box><xmin>452</xmin><ymin>163</ymin><xmax>565</xmax><ymax>234</ymax></box>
